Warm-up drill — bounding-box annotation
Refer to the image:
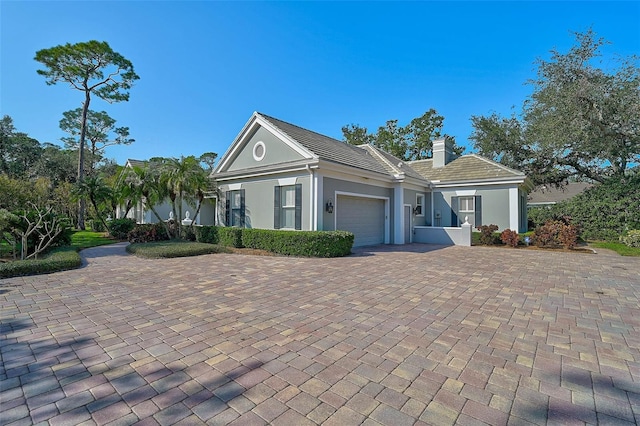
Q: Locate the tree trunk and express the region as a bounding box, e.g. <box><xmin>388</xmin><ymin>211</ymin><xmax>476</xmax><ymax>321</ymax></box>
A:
<box><xmin>77</xmin><ymin>89</ymin><xmax>91</xmax><ymax>230</ymax></box>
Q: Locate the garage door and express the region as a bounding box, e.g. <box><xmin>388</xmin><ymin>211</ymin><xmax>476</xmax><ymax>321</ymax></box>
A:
<box><xmin>336</xmin><ymin>195</ymin><xmax>385</xmax><ymax>247</ymax></box>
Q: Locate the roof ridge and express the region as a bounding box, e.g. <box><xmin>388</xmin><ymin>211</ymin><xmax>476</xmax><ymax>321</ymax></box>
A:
<box><xmin>363</xmin><ymin>145</ymin><xmax>402</xmax><ymax>175</ymax></box>
<box><xmin>468</xmin><ymin>154</ymin><xmax>525</xmax><ymax>176</ymax></box>
<box><xmin>257</xmin><ymin>112</ymin><xmax>342</xmax><ymax>144</ymax></box>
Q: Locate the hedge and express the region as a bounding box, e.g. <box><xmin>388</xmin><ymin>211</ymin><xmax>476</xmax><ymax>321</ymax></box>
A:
<box><xmin>194</xmin><ymin>225</ymin><xmax>219</xmax><ymax>245</ymax></box>
<box><xmin>219</xmin><ymin>227</ymin><xmax>244</xmax><ymax>248</ymax></box>
<box><xmin>241</xmin><ymin>228</ymin><xmax>354</xmax><ymax>257</ymax></box>
<box><xmin>0</xmin><ymin>247</ymin><xmax>81</xmax><ymax>278</ymax></box>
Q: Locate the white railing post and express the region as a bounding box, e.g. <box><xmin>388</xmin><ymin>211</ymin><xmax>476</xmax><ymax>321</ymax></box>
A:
<box><xmin>461</xmin><ymin>216</ymin><xmax>472</xmax><ymax>246</ymax></box>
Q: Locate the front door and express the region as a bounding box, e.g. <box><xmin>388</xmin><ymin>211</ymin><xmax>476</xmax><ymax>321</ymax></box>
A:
<box><xmin>404</xmin><ymin>205</ymin><xmax>412</xmax><ymax>243</ymax></box>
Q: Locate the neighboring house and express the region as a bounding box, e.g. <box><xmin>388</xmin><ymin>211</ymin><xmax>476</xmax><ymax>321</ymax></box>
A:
<box><xmin>115</xmin><ymin>159</ymin><xmax>217</xmax><ymax>225</ymax></box>
<box><xmin>527</xmin><ymin>182</ymin><xmax>593</xmax><ymax>208</ymax></box>
<box><xmin>212</xmin><ymin>112</ymin><xmax>532</xmax><ymax>247</ymax></box>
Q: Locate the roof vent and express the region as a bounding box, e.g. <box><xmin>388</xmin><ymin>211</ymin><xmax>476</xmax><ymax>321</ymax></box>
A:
<box><xmin>397</xmin><ymin>162</ymin><xmax>403</xmax><ymax>168</ymax></box>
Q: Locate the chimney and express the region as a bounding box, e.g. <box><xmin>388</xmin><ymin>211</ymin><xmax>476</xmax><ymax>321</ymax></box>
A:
<box><xmin>432</xmin><ymin>138</ymin><xmax>454</xmax><ymax>168</ymax></box>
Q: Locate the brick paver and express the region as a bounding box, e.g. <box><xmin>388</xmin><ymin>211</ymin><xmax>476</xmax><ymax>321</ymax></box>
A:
<box><xmin>1</xmin><ymin>242</ymin><xmax>639</xmax><ymax>425</ymax></box>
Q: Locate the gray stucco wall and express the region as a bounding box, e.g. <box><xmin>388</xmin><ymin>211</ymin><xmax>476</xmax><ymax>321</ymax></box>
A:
<box><xmin>433</xmin><ymin>187</ymin><xmax>512</xmax><ymax>230</ymax></box>
<box><xmin>218</xmin><ymin>174</ymin><xmax>311</xmax><ymax>230</ymax></box>
<box><xmin>322</xmin><ymin>177</ymin><xmax>394</xmax><ymax>238</ymax></box>
<box><xmin>403</xmin><ymin>189</ymin><xmax>430</xmax><ymax>226</ymax></box>
<box><xmin>227</xmin><ymin>126</ymin><xmax>304</xmax><ymax>171</ymax></box>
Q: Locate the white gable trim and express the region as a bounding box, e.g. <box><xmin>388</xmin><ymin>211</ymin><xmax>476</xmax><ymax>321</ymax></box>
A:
<box><xmin>215</xmin><ymin>112</ymin><xmax>315</xmax><ymax>173</ymax></box>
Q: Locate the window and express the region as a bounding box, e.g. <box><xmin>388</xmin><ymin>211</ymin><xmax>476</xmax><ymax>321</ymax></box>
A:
<box><xmin>415</xmin><ymin>194</ymin><xmax>425</xmax><ymax>216</ymax></box>
<box><xmin>451</xmin><ymin>195</ymin><xmax>482</xmax><ymax>227</ymax></box>
<box><xmin>225</xmin><ymin>189</ymin><xmax>245</xmax><ymax>227</ymax></box>
<box><xmin>274</xmin><ymin>184</ymin><xmax>302</xmax><ymax>230</ymax></box>
<box><xmin>253</xmin><ymin>141</ymin><xmax>266</xmax><ymax>161</ymax></box>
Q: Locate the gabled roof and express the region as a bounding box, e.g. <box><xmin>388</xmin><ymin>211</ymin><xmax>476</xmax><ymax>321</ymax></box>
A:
<box><xmin>527</xmin><ymin>182</ymin><xmax>592</xmax><ymax>205</ymax></box>
<box><xmin>409</xmin><ymin>154</ymin><xmax>525</xmax><ymax>183</ymax></box>
<box><xmin>257</xmin><ymin>113</ymin><xmax>393</xmax><ymax>177</ymax></box>
<box><xmin>126</xmin><ymin>159</ymin><xmax>146</xmax><ymax>168</ymax></box>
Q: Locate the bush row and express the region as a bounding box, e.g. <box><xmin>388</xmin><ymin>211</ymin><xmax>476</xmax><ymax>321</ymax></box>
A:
<box><xmin>193</xmin><ymin>225</ymin><xmax>354</xmax><ymax>257</ymax></box>
<box><xmin>0</xmin><ymin>247</ymin><xmax>81</xmax><ymax>279</ymax></box>
<box><xmin>126</xmin><ymin>241</ymin><xmax>231</xmax><ymax>258</ymax></box>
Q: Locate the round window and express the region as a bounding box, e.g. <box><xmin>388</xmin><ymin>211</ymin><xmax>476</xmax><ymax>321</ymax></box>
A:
<box><xmin>253</xmin><ymin>141</ymin><xmax>266</xmax><ymax>161</ymax></box>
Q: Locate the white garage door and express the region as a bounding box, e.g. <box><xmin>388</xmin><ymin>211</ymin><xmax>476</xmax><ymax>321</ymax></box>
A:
<box><xmin>336</xmin><ymin>195</ymin><xmax>385</xmax><ymax>247</ymax></box>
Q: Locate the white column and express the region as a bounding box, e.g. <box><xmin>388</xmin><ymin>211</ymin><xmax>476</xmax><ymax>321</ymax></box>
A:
<box><xmin>315</xmin><ymin>172</ymin><xmax>323</xmax><ymax>231</ymax></box>
<box><xmin>509</xmin><ymin>187</ymin><xmax>519</xmax><ymax>231</ymax></box>
<box><xmin>394</xmin><ymin>185</ymin><xmax>404</xmax><ymax>244</ymax></box>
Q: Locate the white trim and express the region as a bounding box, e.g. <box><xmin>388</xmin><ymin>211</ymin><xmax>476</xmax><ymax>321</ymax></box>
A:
<box><xmin>278</xmin><ymin>177</ymin><xmax>297</xmax><ymax>186</ymax></box>
<box><xmin>252</xmin><ymin>141</ymin><xmax>266</xmax><ymax>161</ymax></box>
<box><xmin>227</xmin><ymin>183</ymin><xmax>242</xmax><ymax>191</ymax></box>
<box><xmin>455</xmin><ymin>189</ymin><xmax>477</xmax><ymax>196</ymax></box>
<box><xmin>334</xmin><ymin>191</ymin><xmax>390</xmax><ymax>244</ymax></box>
<box><xmin>509</xmin><ymin>187</ymin><xmax>519</xmax><ymax>231</ymax></box>
<box><xmin>415</xmin><ymin>194</ymin><xmax>425</xmax><ymax>217</ymax></box>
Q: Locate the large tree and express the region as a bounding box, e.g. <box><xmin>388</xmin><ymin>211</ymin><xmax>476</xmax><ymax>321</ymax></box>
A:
<box><xmin>0</xmin><ymin>115</ymin><xmax>43</xmax><ymax>179</ymax></box>
<box><xmin>342</xmin><ymin>109</ymin><xmax>463</xmax><ymax>161</ymax></box>
<box><xmin>471</xmin><ymin>29</ymin><xmax>640</xmax><ymax>186</ymax></box>
<box><xmin>35</xmin><ymin>40</ymin><xmax>139</xmax><ymax>229</ymax></box>
<box><xmin>60</xmin><ymin>108</ymin><xmax>134</xmax><ymax>176</ymax></box>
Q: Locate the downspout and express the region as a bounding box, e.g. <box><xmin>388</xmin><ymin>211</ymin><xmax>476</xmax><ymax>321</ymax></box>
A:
<box><xmin>430</xmin><ymin>182</ymin><xmax>434</xmax><ymax>227</ymax></box>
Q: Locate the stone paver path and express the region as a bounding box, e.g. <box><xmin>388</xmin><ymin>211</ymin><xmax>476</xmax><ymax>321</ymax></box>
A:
<box><xmin>1</xmin><ymin>243</ymin><xmax>639</xmax><ymax>425</ymax></box>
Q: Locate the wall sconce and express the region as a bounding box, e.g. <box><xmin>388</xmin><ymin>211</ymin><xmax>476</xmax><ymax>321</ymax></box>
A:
<box><xmin>326</xmin><ymin>200</ymin><xmax>334</xmax><ymax>213</ymax></box>
<box><xmin>413</xmin><ymin>206</ymin><xmax>421</xmax><ymax>215</ymax></box>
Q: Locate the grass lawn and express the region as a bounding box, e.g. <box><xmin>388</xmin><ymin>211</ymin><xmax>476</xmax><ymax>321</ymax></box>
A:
<box><xmin>71</xmin><ymin>230</ymin><xmax>118</xmax><ymax>250</ymax></box>
<box><xmin>588</xmin><ymin>241</ymin><xmax>640</xmax><ymax>257</ymax></box>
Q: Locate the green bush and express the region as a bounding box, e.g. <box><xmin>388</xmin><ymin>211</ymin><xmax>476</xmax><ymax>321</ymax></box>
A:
<box><xmin>0</xmin><ymin>246</ymin><xmax>81</xmax><ymax>278</ymax></box>
<box><xmin>126</xmin><ymin>241</ymin><xmax>230</xmax><ymax>258</ymax></box>
<box><xmin>621</xmin><ymin>230</ymin><xmax>640</xmax><ymax>248</ymax></box>
<box><xmin>476</xmin><ymin>224</ymin><xmax>499</xmax><ymax>245</ymax></box>
<box><xmin>180</xmin><ymin>225</ymin><xmax>196</xmax><ymax>241</ymax></box>
<box><xmin>529</xmin><ymin>176</ymin><xmax>640</xmax><ymax>241</ymax></box>
<box><xmin>242</xmin><ymin>229</ymin><xmax>354</xmax><ymax>257</ymax></box>
<box><xmin>194</xmin><ymin>225</ymin><xmax>219</xmax><ymax>244</ymax></box>
<box><xmin>219</xmin><ymin>227</ymin><xmax>244</xmax><ymax>248</ymax></box>
<box><xmin>108</xmin><ymin>218</ymin><xmax>136</xmax><ymax>239</ymax></box>
<box><xmin>128</xmin><ymin>223</ymin><xmax>169</xmax><ymax>243</ymax></box>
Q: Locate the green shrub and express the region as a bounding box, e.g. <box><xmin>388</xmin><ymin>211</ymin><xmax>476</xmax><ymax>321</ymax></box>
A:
<box><xmin>219</xmin><ymin>227</ymin><xmax>244</xmax><ymax>248</ymax></box>
<box><xmin>476</xmin><ymin>224</ymin><xmax>499</xmax><ymax>245</ymax></box>
<box><xmin>179</xmin><ymin>225</ymin><xmax>196</xmax><ymax>241</ymax></box>
<box><xmin>500</xmin><ymin>229</ymin><xmax>519</xmax><ymax>247</ymax></box>
<box><xmin>126</xmin><ymin>241</ymin><xmax>230</xmax><ymax>258</ymax></box>
<box><xmin>194</xmin><ymin>225</ymin><xmax>219</xmax><ymax>244</ymax></box>
<box><xmin>242</xmin><ymin>229</ymin><xmax>354</xmax><ymax>257</ymax></box>
<box><xmin>128</xmin><ymin>223</ymin><xmax>169</xmax><ymax>243</ymax></box>
<box><xmin>0</xmin><ymin>246</ymin><xmax>81</xmax><ymax>278</ymax></box>
<box><xmin>108</xmin><ymin>218</ymin><xmax>136</xmax><ymax>240</ymax></box>
<box><xmin>621</xmin><ymin>230</ymin><xmax>640</xmax><ymax>248</ymax></box>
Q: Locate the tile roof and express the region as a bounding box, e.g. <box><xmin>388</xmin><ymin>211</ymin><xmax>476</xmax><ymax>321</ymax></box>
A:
<box><xmin>409</xmin><ymin>154</ymin><xmax>525</xmax><ymax>182</ymax></box>
<box><xmin>258</xmin><ymin>113</ymin><xmax>405</xmax><ymax>178</ymax></box>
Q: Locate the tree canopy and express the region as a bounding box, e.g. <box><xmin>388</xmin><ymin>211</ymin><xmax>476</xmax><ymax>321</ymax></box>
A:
<box><xmin>342</xmin><ymin>109</ymin><xmax>463</xmax><ymax>161</ymax></box>
<box><xmin>470</xmin><ymin>29</ymin><xmax>640</xmax><ymax>186</ymax></box>
<box><xmin>35</xmin><ymin>40</ymin><xmax>139</xmax><ymax>229</ymax></box>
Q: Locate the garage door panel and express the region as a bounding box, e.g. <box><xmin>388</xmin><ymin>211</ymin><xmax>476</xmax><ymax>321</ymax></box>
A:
<box><xmin>336</xmin><ymin>195</ymin><xmax>385</xmax><ymax>247</ymax></box>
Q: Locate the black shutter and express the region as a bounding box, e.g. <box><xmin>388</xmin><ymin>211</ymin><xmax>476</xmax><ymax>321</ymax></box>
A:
<box><xmin>274</xmin><ymin>186</ymin><xmax>281</xmax><ymax>229</ymax></box>
<box><xmin>225</xmin><ymin>191</ymin><xmax>230</xmax><ymax>226</ymax></box>
<box><xmin>451</xmin><ymin>196</ymin><xmax>459</xmax><ymax>227</ymax></box>
<box><xmin>239</xmin><ymin>189</ymin><xmax>245</xmax><ymax>227</ymax></box>
<box><xmin>474</xmin><ymin>195</ymin><xmax>482</xmax><ymax>227</ymax></box>
<box><xmin>295</xmin><ymin>184</ymin><xmax>302</xmax><ymax>230</ymax></box>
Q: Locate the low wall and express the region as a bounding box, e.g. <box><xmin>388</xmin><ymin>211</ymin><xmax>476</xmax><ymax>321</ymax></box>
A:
<box><xmin>414</xmin><ymin>224</ymin><xmax>472</xmax><ymax>246</ymax></box>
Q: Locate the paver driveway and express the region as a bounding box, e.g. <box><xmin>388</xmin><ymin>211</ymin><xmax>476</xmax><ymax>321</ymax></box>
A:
<box><xmin>1</xmin><ymin>243</ymin><xmax>639</xmax><ymax>425</ymax></box>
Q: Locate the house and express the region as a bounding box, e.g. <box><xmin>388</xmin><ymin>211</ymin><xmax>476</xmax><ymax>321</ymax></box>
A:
<box><xmin>212</xmin><ymin>112</ymin><xmax>532</xmax><ymax>247</ymax></box>
<box><xmin>527</xmin><ymin>182</ymin><xmax>592</xmax><ymax>208</ymax></box>
<box><xmin>115</xmin><ymin>159</ymin><xmax>217</xmax><ymax>225</ymax></box>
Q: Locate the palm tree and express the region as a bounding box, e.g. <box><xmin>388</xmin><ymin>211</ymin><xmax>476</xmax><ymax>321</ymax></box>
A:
<box><xmin>161</xmin><ymin>156</ymin><xmax>202</xmax><ymax>224</ymax></box>
<box><xmin>129</xmin><ymin>165</ymin><xmax>172</xmax><ymax>237</ymax></box>
<box><xmin>73</xmin><ymin>175</ymin><xmax>112</xmax><ymax>231</ymax></box>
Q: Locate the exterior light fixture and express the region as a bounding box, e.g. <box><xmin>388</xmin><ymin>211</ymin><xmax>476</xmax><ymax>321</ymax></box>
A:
<box><xmin>326</xmin><ymin>200</ymin><xmax>334</xmax><ymax>213</ymax></box>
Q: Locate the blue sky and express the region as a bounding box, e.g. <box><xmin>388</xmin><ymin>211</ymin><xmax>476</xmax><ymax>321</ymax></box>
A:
<box><xmin>2</xmin><ymin>1</ymin><xmax>639</xmax><ymax>166</ymax></box>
